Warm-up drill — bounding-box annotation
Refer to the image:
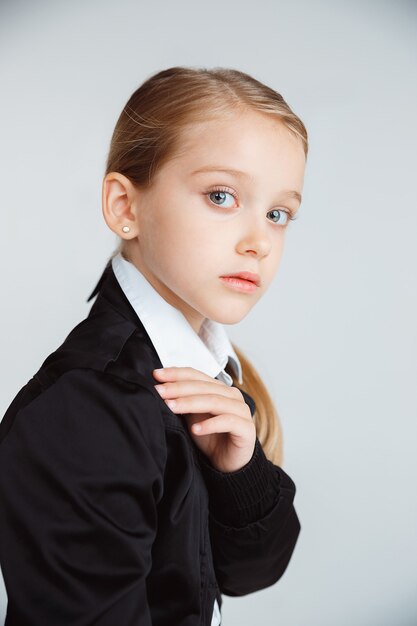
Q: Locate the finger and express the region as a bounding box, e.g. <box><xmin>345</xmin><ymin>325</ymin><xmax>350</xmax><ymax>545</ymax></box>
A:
<box><xmin>152</xmin><ymin>366</ymin><xmax>226</xmax><ymax>385</ymax></box>
<box><xmin>163</xmin><ymin>393</ymin><xmax>252</xmax><ymax>421</ymax></box>
<box><xmin>191</xmin><ymin>413</ymin><xmax>255</xmax><ymax>439</ymax></box>
<box><xmin>155</xmin><ymin>380</ymin><xmax>243</xmax><ymax>401</ymax></box>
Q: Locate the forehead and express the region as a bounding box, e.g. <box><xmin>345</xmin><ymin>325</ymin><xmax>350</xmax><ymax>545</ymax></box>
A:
<box><xmin>168</xmin><ymin>111</ymin><xmax>305</xmax><ymax>187</ymax></box>
<box><xmin>179</xmin><ymin>110</ymin><xmax>296</xmax><ymax>151</ymax></box>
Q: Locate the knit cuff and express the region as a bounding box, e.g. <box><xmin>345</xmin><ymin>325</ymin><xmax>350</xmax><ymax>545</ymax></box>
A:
<box><xmin>196</xmin><ymin>437</ymin><xmax>282</xmax><ymax>527</ymax></box>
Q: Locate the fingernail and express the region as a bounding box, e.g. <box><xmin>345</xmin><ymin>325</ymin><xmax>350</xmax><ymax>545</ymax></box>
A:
<box><xmin>165</xmin><ymin>399</ymin><xmax>176</xmax><ymax>409</ymax></box>
<box><xmin>154</xmin><ymin>385</ymin><xmax>165</xmax><ymax>396</ymax></box>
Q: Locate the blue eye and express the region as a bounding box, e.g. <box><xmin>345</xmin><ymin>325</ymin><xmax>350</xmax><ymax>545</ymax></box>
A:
<box><xmin>205</xmin><ymin>187</ymin><xmax>297</xmax><ymax>226</ymax></box>
<box><xmin>268</xmin><ymin>209</ymin><xmax>290</xmax><ymax>226</ymax></box>
<box><xmin>207</xmin><ymin>189</ymin><xmax>236</xmax><ymax>209</ymax></box>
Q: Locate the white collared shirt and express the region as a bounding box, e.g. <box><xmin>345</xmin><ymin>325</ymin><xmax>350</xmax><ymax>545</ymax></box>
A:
<box><xmin>111</xmin><ymin>252</ymin><xmax>243</xmax><ymax>387</ymax></box>
<box><xmin>111</xmin><ymin>251</ymin><xmax>242</xmax><ymax>625</ymax></box>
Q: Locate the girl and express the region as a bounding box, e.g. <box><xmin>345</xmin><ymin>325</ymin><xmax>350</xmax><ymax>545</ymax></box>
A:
<box><xmin>0</xmin><ymin>66</ymin><xmax>307</xmax><ymax>625</ymax></box>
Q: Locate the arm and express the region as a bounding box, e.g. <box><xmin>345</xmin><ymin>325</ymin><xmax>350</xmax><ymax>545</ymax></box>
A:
<box><xmin>196</xmin><ymin>437</ymin><xmax>301</xmax><ymax>596</ymax></box>
<box><xmin>0</xmin><ymin>368</ymin><xmax>166</xmax><ymax>625</ymax></box>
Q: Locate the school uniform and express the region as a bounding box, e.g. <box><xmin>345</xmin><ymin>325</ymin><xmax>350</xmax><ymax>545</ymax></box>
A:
<box><xmin>111</xmin><ymin>252</ymin><xmax>243</xmax><ymax>626</ymax></box>
<box><xmin>0</xmin><ymin>252</ymin><xmax>301</xmax><ymax>626</ymax></box>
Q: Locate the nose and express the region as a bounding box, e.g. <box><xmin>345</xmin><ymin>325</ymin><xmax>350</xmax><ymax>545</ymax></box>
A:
<box><xmin>236</xmin><ymin>218</ymin><xmax>272</xmax><ymax>258</ymax></box>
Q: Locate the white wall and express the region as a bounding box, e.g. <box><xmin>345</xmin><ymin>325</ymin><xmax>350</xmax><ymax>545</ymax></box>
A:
<box><xmin>1</xmin><ymin>0</ymin><xmax>416</xmax><ymax>624</ymax></box>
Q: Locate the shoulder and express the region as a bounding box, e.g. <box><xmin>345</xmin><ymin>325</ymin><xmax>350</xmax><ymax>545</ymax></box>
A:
<box><xmin>1</xmin><ymin>366</ymin><xmax>166</xmax><ymax>471</ymax></box>
<box><xmin>32</xmin><ymin>299</ymin><xmax>160</xmax><ymax>402</ymax></box>
<box><xmin>0</xmin><ymin>366</ymin><xmax>167</xmax><ymax>520</ymax></box>
<box><xmin>33</xmin><ymin>366</ymin><xmax>159</xmax><ymax>411</ymax></box>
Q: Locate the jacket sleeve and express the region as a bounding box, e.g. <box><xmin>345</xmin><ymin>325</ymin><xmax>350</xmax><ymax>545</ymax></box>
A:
<box><xmin>196</xmin><ymin>436</ymin><xmax>301</xmax><ymax>596</ymax></box>
<box><xmin>0</xmin><ymin>368</ymin><xmax>166</xmax><ymax>625</ymax></box>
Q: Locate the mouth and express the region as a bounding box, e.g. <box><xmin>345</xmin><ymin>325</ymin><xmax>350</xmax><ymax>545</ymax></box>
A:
<box><xmin>219</xmin><ymin>272</ymin><xmax>260</xmax><ymax>293</ymax></box>
<box><xmin>219</xmin><ymin>271</ymin><xmax>261</xmax><ymax>287</ymax></box>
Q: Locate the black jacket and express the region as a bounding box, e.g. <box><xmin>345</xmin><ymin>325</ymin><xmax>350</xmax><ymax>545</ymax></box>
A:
<box><xmin>0</xmin><ymin>260</ymin><xmax>301</xmax><ymax>625</ymax></box>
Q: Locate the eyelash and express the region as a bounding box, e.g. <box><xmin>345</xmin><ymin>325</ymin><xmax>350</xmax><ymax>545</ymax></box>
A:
<box><xmin>204</xmin><ymin>186</ymin><xmax>298</xmax><ymax>223</ymax></box>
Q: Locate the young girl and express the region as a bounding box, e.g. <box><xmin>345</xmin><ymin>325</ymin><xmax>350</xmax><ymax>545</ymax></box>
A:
<box><xmin>0</xmin><ymin>66</ymin><xmax>307</xmax><ymax>625</ymax></box>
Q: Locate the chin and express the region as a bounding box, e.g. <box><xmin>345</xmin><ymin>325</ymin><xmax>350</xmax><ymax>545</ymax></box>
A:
<box><xmin>207</xmin><ymin>307</ymin><xmax>252</xmax><ymax>326</ymax></box>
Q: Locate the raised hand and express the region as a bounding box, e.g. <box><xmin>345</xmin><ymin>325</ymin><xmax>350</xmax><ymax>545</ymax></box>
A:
<box><xmin>152</xmin><ymin>366</ymin><xmax>256</xmax><ymax>473</ymax></box>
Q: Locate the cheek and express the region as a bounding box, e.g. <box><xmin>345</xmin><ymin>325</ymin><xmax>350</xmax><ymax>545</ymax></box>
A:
<box><xmin>273</xmin><ymin>239</ymin><xmax>285</xmax><ymax>264</ymax></box>
<box><xmin>144</xmin><ymin>213</ymin><xmax>210</xmax><ymax>275</ymax></box>
<box><xmin>142</xmin><ymin>210</ymin><xmax>183</xmax><ymax>253</ymax></box>
<box><xmin>159</xmin><ymin>212</ymin><xmax>220</xmax><ymax>260</ymax></box>
<box><xmin>265</xmin><ymin>240</ymin><xmax>286</xmax><ymax>281</ymax></box>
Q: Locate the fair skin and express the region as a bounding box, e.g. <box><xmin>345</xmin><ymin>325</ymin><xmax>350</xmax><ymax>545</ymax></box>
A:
<box><xmin>102</xmin><ymin>108</ymin><xmax>306</xmax><ymax>472</ymax></box>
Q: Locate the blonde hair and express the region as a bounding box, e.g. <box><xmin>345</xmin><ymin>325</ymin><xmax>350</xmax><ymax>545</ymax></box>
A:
<box><xmin>104</xmin><ymin>66</ymin><xmax>308</xmax><ymax>467</ymax></box>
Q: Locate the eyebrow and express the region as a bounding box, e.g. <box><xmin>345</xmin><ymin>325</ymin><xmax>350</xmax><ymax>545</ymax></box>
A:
<box><xmin>190</xmin><ymin>166</ymin><xmax>302</xmax><ymax>204</ymax></box>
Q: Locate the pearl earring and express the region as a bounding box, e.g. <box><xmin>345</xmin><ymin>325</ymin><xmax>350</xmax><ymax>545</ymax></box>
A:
<box><xmin>122</xmin><ymin>226</ymin><xmax>130</xmax><ymax>233</ymax></box>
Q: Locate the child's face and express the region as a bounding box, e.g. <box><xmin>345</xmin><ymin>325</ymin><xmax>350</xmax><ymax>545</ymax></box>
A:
<box><xmin>127</xmin><ymin>109</ymin><xmax>305</xmax><ymax>334</ymax></box>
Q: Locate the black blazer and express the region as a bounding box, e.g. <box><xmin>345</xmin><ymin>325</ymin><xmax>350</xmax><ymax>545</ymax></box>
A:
<box><xmin>0</xmin><ymin>260</ymin><xmax>301</xmax><ymax>626</ymax></box>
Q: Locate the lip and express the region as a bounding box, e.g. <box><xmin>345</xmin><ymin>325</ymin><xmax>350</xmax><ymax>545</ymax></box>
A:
<box><xmin>219</xmin><ymin>271</ymin><xmax>261</xmax><ymax>287</ymax></box>
<box><xmin>219</xmin><ymin>276</ymin><xmax>259</xmax><ymax>294</ymax></box>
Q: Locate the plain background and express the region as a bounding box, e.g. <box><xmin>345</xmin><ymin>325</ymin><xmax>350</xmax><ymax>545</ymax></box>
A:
<box><xmin>1</xmin><ymin>1</ymin><xmax>416</xmax><ymax>624</ymax></box>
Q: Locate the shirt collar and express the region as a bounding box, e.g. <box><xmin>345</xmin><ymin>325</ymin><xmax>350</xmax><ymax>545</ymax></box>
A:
<box><xmin>111</xmin><ymin>252</ymin><xmax>243</xmax><ymax>386</ymax></box>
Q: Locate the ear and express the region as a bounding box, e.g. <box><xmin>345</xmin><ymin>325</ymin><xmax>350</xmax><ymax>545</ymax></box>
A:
<box><xmin>101</xmin><ymin>172</ymin><xmax>140</xmax><ymax>239</ymax></box>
